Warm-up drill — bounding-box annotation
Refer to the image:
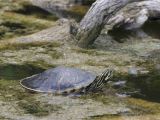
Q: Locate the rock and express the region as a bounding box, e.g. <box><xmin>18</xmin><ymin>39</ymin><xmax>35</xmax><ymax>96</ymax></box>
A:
<box><xmin>111</xmin><ymin>81</ymin><xmax>126</xmax><ymax>88</ymax></box>
<box><xmin>116</xmin><ymin>93</ymin><xmax>130</xmax><ymax>98</ymax></box>
<box><xmin>128</xmin><ymin>67</ymin><xmax>138</xmax><ymax>76</ymax></box>
<box><xmin>139</xmin><ymin>70</ymin><xmax>149</xmax><ymax>74</ymax></box>
<box><xmin>128</xmin><ymin>67</ymin><xmax>149</xmax><ymax>76</ymax></box>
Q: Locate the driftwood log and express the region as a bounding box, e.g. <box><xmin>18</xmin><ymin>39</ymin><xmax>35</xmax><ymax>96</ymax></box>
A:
<box><xmin>75</xmin><ymin>0</ymin><xmax>160</xmax><ymax>47</ymax></box>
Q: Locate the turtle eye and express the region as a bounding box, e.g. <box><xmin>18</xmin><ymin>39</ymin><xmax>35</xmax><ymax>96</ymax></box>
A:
<box><xmin>105</xmin><ymin>69</ymin><xmax>113</xmax><ymax>81</ymax></box>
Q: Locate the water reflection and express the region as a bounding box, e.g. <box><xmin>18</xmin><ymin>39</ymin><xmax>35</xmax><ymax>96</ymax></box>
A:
<box><xmin>112</xmin><ymin>69</ymin><xmax>160</xmax><ymax>102</ymax></box>
<box><xmin>108</xmin><ymin>20</ymin><xmax>160</xmax><ymax>42</ymax></box>
<box><xmin>13</xmin><ymin>4</ymin><xmax>58</xmax><ymax>21</ymax></box>
<box><xmin>142</xmin><ymin>20</ymin><xmax>160</xmax><ymax>39</ymax></box>
<box><xmin>0</xmin><ymin>64</ymin><xmax>45</xmax><ymax>80</ymax></box>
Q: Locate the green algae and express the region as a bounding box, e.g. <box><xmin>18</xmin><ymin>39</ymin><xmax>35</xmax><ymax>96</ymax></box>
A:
<box><xmin>0</xmin><ymin>41</ymin><xmax>62</xmax><ymax>51</ymax></box>
<box><xmin>0</xmin><ymin>79</ymin><xmax>62</xmax><ymax>117</ymax></box>
<box><xmin>0</xmin><ymin>0</ymin><xmax>56</xmax><ymax>40</ymax></box>
<box><xmin>0</xmin><ymin>64</ymin><xmax>45</xmax><ymax>80</ymax></box>
<box><xmin>0</xmin><ymin>0</ymin><xmax>57</xmax><ymax>22</ymax></box>
<box><xmin>68</xmin><ymin>5</ymin><xmax>89</xmax><ymax>17</ymax></box>
<box><xmin>0</xmin><ymin>63</ymin><xmax>61</xmax><ymax>117</ymax></box>
<box><xmin>0</xmin><ymin>41</ymin><xmax>63</xmax><ymax>70</ymax></box>
<box><xmin>84</xmin><ymin>59</ymin><xmax>109</xmax><ymax>67</ymax></box>
<box><xmin>0</xmin><ymin>116</ymin><xmax>11</xmax><ymax>120</ymax></box>
<box><xmin>0</xmin><ymin>49</ymin><xmax>159</xmax><ymax>119</ymax></box>
<box><xmin>80</xmin><ymin>93</ymin><xmax>119</xmax><ymax>105</ymax></box>
<box><xmin>0</xmin><ymin>63</ymin><xmax>44</xmax><ymax>101</ymax></box>
<box><xmin>0</xmin><ymin>1</ymin><xmax>159</xmax><ymax>119</ymax></box>
<box><xmin>82</xmin><ymin>93</ymin><xmax>160</xmax><ymax>120</ymax></box>
<box><xmin>72</xmin><ymin>47</ymin><xmax>110</xmax><ymax>56</ymax></box>
<box><xmin>13</xmin><ymin>2</ymin><xmax>58</xmax><ymax>21</ymax></box>
<box><xmin>85</xmin><ymin>115</ymin><xmax>122</xmax><ymax>120</ymax></box>
<box><xmin>66</xmin><ymin>5</ymin><xmax>89</xmax><ymax>21</ymax></box>
<box><xmin>81</xmin><ymin>67</ymin><xmax>160</xmax><ymax>120</ymax></box>
<box><xmin>84</xmin><ymin>95</ymin><xmax>160</xmax><ymax>120</ymax></box>
<box><xmin>25</xmin><ymin>60</ymin><xmax>56</xmax><ymax>70</ymax></box>
<box><xmin>18</xmin><ymin>98</ymin><xmax>62</xmax><ymax>116</ymax></box>
<box><xmin>0</xmin><ymin>12</ymin><xmax>55</xmax><ymax>40</ymax></box>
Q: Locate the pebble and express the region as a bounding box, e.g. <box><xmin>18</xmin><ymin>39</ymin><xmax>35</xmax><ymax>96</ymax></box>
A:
<box><xmin>128</xmin><ymin>66</ymin><xmax>149</xmax><ymax>75</ymax></box>
<box><xmin>128</xmin><ymin>67</ymin><xmax>138</xmax><ymax>75</ymax></box>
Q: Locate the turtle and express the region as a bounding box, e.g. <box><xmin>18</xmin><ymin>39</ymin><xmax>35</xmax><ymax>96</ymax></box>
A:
<box><xmin>20</xmin><ymin>66</ymin><xmax>113</xmax><ymax>94</ymax></box>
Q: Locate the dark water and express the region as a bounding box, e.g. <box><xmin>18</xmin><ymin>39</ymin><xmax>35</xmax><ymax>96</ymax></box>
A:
<box><xmin>132</xmin><ymin>70</ymin><xmax>160</xmax><ymax>101</ymax></box>
<box><xmin>142</xmin><ymin>20</ymin><xmax>160</xmax><ymax>39</ymax></box>
<box><xmin>0</xmin><ymin>63</ymin><xmax>158</xmax><ymax>102</ymax></box>
<box><xmin>0</xmin><ymin>21</ymin><xmax>26</xmax><ymax>40</ymax></box>
<box><xmin>112</xmin><ymin>69</ymin><xmax>160</xmax><ymax>102</ymax></box>
<box><xmin>108</xmin><ymin>20</ymin><xmax>160</xmax><ymax>42</ymax></box>
<box><xmin>13</xmin><ymin>4</ymin><xmax>58</xmax><ymax>21</ymax></box>
<box><xmin>0</xmin><ymin>64</ymin><xmax>45</xmax><ymax>80</ymax></box>
<box><xmin>71</xmin><ymin>0</ymin><xmax>95</xmax><ymax>5</ymax></box>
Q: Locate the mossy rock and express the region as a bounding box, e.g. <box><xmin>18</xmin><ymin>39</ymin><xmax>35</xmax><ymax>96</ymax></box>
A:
<box><xmin>18</xmin><ymin>100</ymin><xmax>62</xmax><ymax>116</ymax></box>
<box><xmin>0</xmin><ymin>0</ymin><xmax>56</xmax><ymax>40</ymax></box>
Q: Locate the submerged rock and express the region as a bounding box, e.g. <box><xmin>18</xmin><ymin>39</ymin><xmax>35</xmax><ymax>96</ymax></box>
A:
<box><xmin>128</xmin><ymin>67</ymin><xmax>138</xmax><ymax>76</ymax></box>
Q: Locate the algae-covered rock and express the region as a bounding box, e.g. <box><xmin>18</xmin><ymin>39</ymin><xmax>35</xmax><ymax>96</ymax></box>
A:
<box><xmin>0</xmin><ymin>0</ymin><xmax>56</xmax><ymax>40</ymax></box>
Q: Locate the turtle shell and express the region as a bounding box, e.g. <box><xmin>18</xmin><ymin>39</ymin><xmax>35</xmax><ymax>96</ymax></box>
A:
<box><xmin>20</xmin><ymin>66</ymin><xmax>96</xmax><ymax>93</ymax></box>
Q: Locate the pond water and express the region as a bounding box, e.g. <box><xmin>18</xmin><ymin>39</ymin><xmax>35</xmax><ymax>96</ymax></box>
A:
<box><xmin>0</xmin><ymin>0</ymin><xmax>160</xmax><ymax>120</ymax></box>
<box><xmin>13</xmin><ymin>3</ymin><xmax>58</xmax><ymax>21</ymax></box>
<box><xmin>108</xmin><ymin>20</ymin><xmax>160</xmax><ymax>43</ymax></box>
<box><xmin>0</xmin><ymin>64</ymin><xmax>45</xmax><ymax>80</ymax></box>
<box><xmin>0</xmin><ymin>64</ymin><xmax>160</xmax><ymax>120</ymax></box>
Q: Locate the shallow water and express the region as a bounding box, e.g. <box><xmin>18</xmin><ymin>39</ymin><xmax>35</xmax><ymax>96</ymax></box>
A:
<box><xmin>108</xmin><ymin>20</ymin><xmax>160</xmax><ymax>43</ymax></box>
<box><xmin>0</xmin><ymin>64</ymin><xmax>45</xmax><ymax>80</ymax></box>
<box><xmin>0</xmin><ymin>63</ymin><xmax>159</xmax><ymax>120</ymax></box>
<box><xmin>0</xmin><ymin>0</ymin><xmax>56</xmax><ymax>40</ymax></box>
<box><xmin>0</xmin><ymin>0</ymin><xmax>160</xmax><ymax>119</ymax></box>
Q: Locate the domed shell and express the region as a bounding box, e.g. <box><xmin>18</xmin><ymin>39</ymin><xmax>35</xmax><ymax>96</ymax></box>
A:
<box><xmin>20</xmin><ymin>66</ymin><xmax>96</xmax><ymax>93</ymax></box>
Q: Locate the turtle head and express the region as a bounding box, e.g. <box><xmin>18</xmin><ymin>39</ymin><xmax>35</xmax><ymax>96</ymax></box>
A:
<box><xmin>98</xmin><ymin>68</ymin><xmax>113</xmax><ymax>83</ymax></box>
<box><xmin>85</xmin><ymin>68</ymin><xmax>113</xmax><ymax>93</ymax></box>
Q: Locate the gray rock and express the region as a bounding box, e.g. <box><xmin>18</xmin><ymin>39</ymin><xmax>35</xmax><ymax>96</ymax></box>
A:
<box><xmin>128</xmin><ymin>67</ymin><xmax>138</xmax><ymax>76</ymax></box>
<box><xmin>112</xmin><ymin>81</ymin><xmax>126</xmax><ymax>88</ymax></box>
